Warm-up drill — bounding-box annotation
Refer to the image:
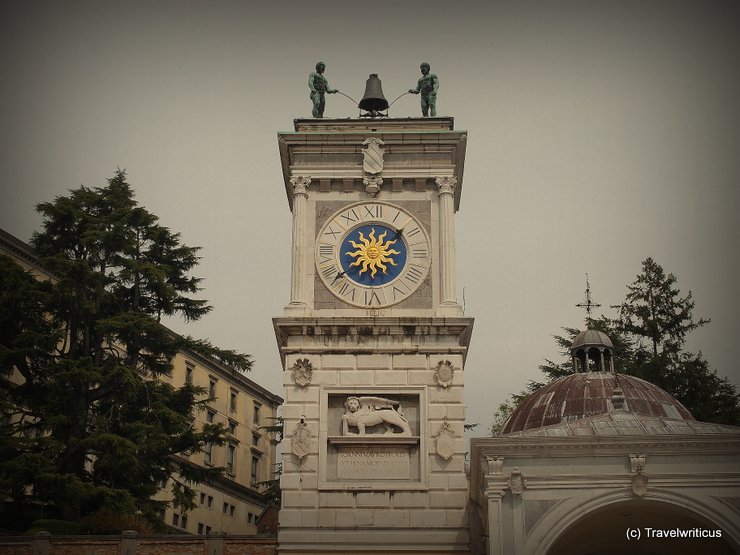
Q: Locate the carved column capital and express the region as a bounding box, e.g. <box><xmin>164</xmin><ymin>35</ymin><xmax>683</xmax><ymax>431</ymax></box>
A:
<box><xmin>290</xmin><ymin>176</ymin><xmax>311</xmax><ymax>197</ymax></box>
<box><xmin>435</xmin><ymin>176</ymin><xmax>457</xmax><ymax>196</ymax></box>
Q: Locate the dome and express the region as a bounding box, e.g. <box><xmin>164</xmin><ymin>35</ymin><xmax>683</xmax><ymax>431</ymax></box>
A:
<box><xmin>571</xmin><ymin>329</ymin><xmax>613</xmax><ymax>349</ymax></box>
<box><xmin>501</xmin><ymin>371</ymin><xmax>694</xmax><ymax>435</ymax></box>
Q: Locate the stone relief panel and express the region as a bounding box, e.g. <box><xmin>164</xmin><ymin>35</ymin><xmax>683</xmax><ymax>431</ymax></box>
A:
<box><xmin>324</xmin><ymin>392</ymin><xmax>422</xmax><ymax>484</ymax></box>
<box><xmin>327</xmin><ymin>393</ymin><xmax>420</xmax><ymax>437</ymax></box>
<box><xmin>341</xmin><ymin>395</ymin><xmax>412</xmax><ymax>436</ymax></box>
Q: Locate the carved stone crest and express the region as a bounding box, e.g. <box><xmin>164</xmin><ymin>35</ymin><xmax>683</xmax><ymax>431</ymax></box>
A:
<box><xmin>290</xmin><ymin>418</ymin><xmax>312</xmax><ymax>461</ymax></box>
<box><xmin>341</xmin><ymin>396</ymin><xmax>411</xmax><ymax>436</ymax></box>
<box><xmin>434</xmin><ymin>417</ymin><xmax>456</xmax><ymax>460</ymax></box>
<box><xmin>507</xmin><ymin>467</ymin><xmax>527</xmax><ymax>495</ymax></box>
<box><xmin>434</xmin><ymin>360</ymin><xmax>455</xmax><ymax>388</ymax></box>
<box><xmin>362</xmin><ymin>137</ymin><xmax>384</xmax><ymax>174</ymax></box>
<box><xmin>291</xmin><ymin>358</ymin><xmax>313</xmax><ymax>387</ymax></box>
<box><xmin>630</xmin><ymin>454</ymin><xmax>648</xmax><ymax>496</ymax></box>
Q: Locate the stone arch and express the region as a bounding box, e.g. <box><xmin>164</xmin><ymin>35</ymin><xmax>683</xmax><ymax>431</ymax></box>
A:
<box><xmin>526</xmin><ymin>490</ymin><xmax>739</xmax><ymax>555</ymax></box>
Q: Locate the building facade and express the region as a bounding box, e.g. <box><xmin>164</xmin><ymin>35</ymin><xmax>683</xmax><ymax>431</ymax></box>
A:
<box><xmin>469</xmin><ymin>331</ymin><xmax>740</xmax><ymax>555</ymax></box>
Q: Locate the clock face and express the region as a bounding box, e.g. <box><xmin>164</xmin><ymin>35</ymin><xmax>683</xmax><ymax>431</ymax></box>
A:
<box><xmin>315</xmin><ymin>202</ymin><xmax>431</xmax><ymax>308</ymax></box>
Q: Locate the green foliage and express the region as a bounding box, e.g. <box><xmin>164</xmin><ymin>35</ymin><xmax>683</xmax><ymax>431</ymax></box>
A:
<box><xmin>0</xmin><ymin>171</ymin><xmax>252</xmax><ymax>526</ymax></box>
<box><xmin>490</xmin><ymin>257</ymin><xmax>739</xmax><ymax>433</ymax></box>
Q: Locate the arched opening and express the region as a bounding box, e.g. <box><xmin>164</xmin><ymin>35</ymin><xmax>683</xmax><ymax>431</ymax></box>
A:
<box><xmin>547</xmin><ymin>499</ymin><xmax>735</xmax><ymax>555</ymax></box>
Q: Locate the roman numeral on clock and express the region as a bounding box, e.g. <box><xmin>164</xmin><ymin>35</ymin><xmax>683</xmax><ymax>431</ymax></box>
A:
<box><xmin>404</xmin><ymin>265</ymin><xmax>424</xmax><ymax>284</ymax></box>
<box><xmin>320</xmin><ymin>264</ymin><xmax>339</xmax><ymax>281</ymax></box>
<box><xmin>364</xmin><ymin>290</ymin><xmax>383</xmax><ymax>306</ymax></box>
<box><xmin>411</xmin><ymin>248</ymin><xmax>428</xmax><ymax>260</ymax></box>
<box><xmin>318</xmin><ymin>244</ymin><xmax>334</xmax><ymax>263</ymax></box>
<box><xmin>340</xmin><ymin>209</ymin><xmax>359</xmax><ymax>225</ymax></box>
<box><xmin>324</xmin><ymin>226</ymin><xmax>341</xmax><ymax>239</ymax></box>
<box><xmin>335</xmin><ymin>280</ymin><xmax>356</xmax><ymax>301</ymax></box>
<box><xmin>363</xmin><ymin>205</ymin><xmax>382</xmax><ymax>219</ymax></box>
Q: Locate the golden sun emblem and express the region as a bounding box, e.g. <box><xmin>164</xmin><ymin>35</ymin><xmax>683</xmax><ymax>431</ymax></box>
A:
<box><xmin>346</xmin><ymin>228</ymin><xmax>401</xmax><ymax>278</ymax></box>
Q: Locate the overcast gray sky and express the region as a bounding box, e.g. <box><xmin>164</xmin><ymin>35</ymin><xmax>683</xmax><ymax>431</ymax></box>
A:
<box><xmin>2</xmin><ymin>1</ymin><xmax>738</xmax><ymax>433</ymax></box>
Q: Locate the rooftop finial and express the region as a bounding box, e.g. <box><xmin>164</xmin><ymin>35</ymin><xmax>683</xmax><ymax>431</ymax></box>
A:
<box><xmin>576</xmin><ymin>273</ymin><xmax>601</xmax><ymax>326</ymax></box>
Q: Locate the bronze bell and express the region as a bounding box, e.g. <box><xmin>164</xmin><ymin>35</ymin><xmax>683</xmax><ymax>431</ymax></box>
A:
<box><xmin>359</xmin><ymin>74</ymin><xmax>389</xmax><ymax>114</ymax></box>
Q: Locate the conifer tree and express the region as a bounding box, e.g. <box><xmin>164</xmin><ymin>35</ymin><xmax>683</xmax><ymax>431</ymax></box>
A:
<box><xmin>0</xmin><ymin>170</ymin><xmax>252</xmax><ymax>525</ymax></box>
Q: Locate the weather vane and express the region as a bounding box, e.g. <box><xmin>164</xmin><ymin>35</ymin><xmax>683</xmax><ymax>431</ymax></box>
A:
<box><xmin>576</xmin><ymin>273</ymin><xmax>601</xmax><ymax>325</ymax></box>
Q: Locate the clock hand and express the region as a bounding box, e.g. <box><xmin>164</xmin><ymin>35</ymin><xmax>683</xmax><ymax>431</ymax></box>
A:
<box><xmin>331</xmin><ymin>271</ymin><xmax>346</xmax><ymax>284</ymax></box>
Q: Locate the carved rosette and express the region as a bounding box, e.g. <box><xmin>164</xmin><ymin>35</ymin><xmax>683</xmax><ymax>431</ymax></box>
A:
<box><xmin>629</xmin><ymin>454</ymin><xmax>648</xmax><ymax>496</ymax></box>
<box><xmin>290</xmin><ymin>419</ymin><xmax>312</xmax><ymax>461</ymax></box>
<box><xmin>363</xmin><ymin>176</ymin><xmax>383</xmax><ymax>196</ymax></box>
<box><xmin>291</xmin><ymin>358</ymin><xmax>313</xmax><ymax>387</ymax></box>
<box><xmin>434</xmin><ymin>360</ymin><xmax>455</xmax><ymax>388</ymax></box>
<box><xmin>434</xmin><ymin>417</ymin><xmax>456</xmax><ymax>460</ymax></box>
<box><xmin>290</xmin><ymin>175</ymin><xmax>311</xmax><ymax>197</ymax></box>
<box><xmin>507</xmin><ymin>467</ymin><xmax>527</xmax><ymax>495</ymax></box>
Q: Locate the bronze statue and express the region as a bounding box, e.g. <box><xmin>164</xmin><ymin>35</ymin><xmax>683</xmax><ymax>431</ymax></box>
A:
<box><xmin>409</xmin><ymin>62</ymin><xmax>439</xmax><ymax>117</ymax></box>
<box><xmin>308</xmin><ymin>61</ymin><xmax>337</xmax><ymax>118</ymax></box>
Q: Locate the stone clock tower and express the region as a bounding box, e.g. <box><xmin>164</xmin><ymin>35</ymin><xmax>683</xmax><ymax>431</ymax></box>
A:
<box><xmin>274</xmin><ymin>117</ymin><xmax>473</xmax><ymax>554</ymax></box>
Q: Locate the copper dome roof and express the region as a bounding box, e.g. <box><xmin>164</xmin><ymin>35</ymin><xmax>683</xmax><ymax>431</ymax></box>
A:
<box><xmin>501</xmin><ymin>371</ymin><xmax>694</xmax><ymax>435</ymax></box>
<box><xmin>571</xmin><ymin>329</ymin><xmax>614</xmax><ymax>350</ymax></box>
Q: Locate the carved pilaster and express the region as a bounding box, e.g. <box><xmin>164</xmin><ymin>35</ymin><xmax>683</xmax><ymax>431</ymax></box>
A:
<box><xmin>289</xmin><ymin>176</ymin><xmax>310</xmax><ymax>306</ymax></box>
<box><xmin>436</xmin><ymin>176</ymin><xmax>458</xmax><ymax>306</ymax></box>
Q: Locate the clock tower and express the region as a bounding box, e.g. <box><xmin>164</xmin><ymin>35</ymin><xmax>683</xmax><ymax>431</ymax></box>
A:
<box><xmin>274</xmin><ymin>117</ymin><xmax>473</xmax><ymax>554</ymax></box>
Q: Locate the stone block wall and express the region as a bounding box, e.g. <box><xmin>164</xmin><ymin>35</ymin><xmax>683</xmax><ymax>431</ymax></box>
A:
<box><xmin>280</xmin><ymin>349</ymin><xmax>468</xmax><ymax>546</ymax></box>
<box><xmin>0</xmin><ymin>533</ymin><xmax>278</xmax><ymax>555</ymax></box>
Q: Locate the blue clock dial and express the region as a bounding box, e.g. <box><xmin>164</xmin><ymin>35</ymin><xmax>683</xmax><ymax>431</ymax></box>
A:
<box><xmin>339</xmin><ymin>225</ymin><xmax>408</xmax><ymax>286</ymax></box>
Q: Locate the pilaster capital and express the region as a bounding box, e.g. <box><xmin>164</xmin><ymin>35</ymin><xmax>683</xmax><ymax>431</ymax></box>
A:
<box><xmin>435</xmin><ymin>176</ymin><xmax>457</xmax><ymax>196</ymax></box>
<box><xmin>290</xmin><ymin>176</ymin><xmax>311</xmax><ymax>197</ymax></box>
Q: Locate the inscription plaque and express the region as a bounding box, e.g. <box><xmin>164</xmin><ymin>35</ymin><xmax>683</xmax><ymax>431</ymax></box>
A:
<box><xmin>337</xmin><ymin>445</ymin><xmax>411</xmax><ymax>480</ymax></box>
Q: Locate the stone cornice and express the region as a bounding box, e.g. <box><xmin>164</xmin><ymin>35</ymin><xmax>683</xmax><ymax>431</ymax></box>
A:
<box><xmin>274</xmin><ymin>316</ymin><xmax>473</xmax><ymax>342</ymax></box>
<box><xmin>278</xmin><ymin>118</ymin><xmax>467</xmax><ymax>211</ymax></box>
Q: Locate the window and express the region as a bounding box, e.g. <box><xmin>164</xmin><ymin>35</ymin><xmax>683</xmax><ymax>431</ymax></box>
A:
<box><xmin>198</xmin><ymin>523</ymin><xmax>204</xmax><ymax>535</ymax></box>
<box><xmin>229</xmin><ymin>389</ymin><xmax>238</xmax><ymax>412</ymax></box>
<box><xmin>222</xmin><ymin>502</ymin><xmax>235</xmax><ymax>517</ymax></box>
<box><xmin>207</xmin><ymin>495</ymin><xmax>213</xmax><ymax>508</ymax></box>
<box><xmin>228</xmin><ymin>420</ymin><xmax>237</xmax><ymax>435</ymax></box>
<box><xmin>172</xmin><ymin>513</ymin><xmax>180</xmax><ymax>526</ymax></box>
<box><xmin>204</xmin><ymin>443</ymin><xmax>212</xmax><ymax>464</ymax></box>
<box><xmin>226</xmin><ymin>444</ymin><xmax>235</xmax><ymax>474</ymax></box>
<box><xmin>209</xmin><ymin>377</ymin><xmax>217</xmax><ymax>398</ymax></box>
<box><xmin>181</xmin><ymin>514</ymin><xmax>188</xmax><ymax>529</ymax></box>
<box><xmin>251</xmin><ymin>455</ymin><xmax>259</xmax><ymax>483</ymax></box>
<box><xmin>247</xmin><ymin>512</ymin><xmax>256</xmax><ymax>525</ymax></box>
<box><xmin>199</xmin><ymin>492</ymin><xmax>206</xmax><ymax>505</ymax></box>
<box><xmin>185</xmin><ymin>362</ymin><xmax>194</xmax><ymax>385</ymax></box>
<box><xmin>206</xmin><ymin>409</ymin><xmax>215</xmax><ymax>423</ymax></box>
<box><xmin>253</xmin><ymin>402</ymin><xmax>261</xmax><ymax>426</ymax></box>
<box><xmin>252</xmin><ymin>433</ymin><xmax>260</xmax><ymax>447</ymax></box>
